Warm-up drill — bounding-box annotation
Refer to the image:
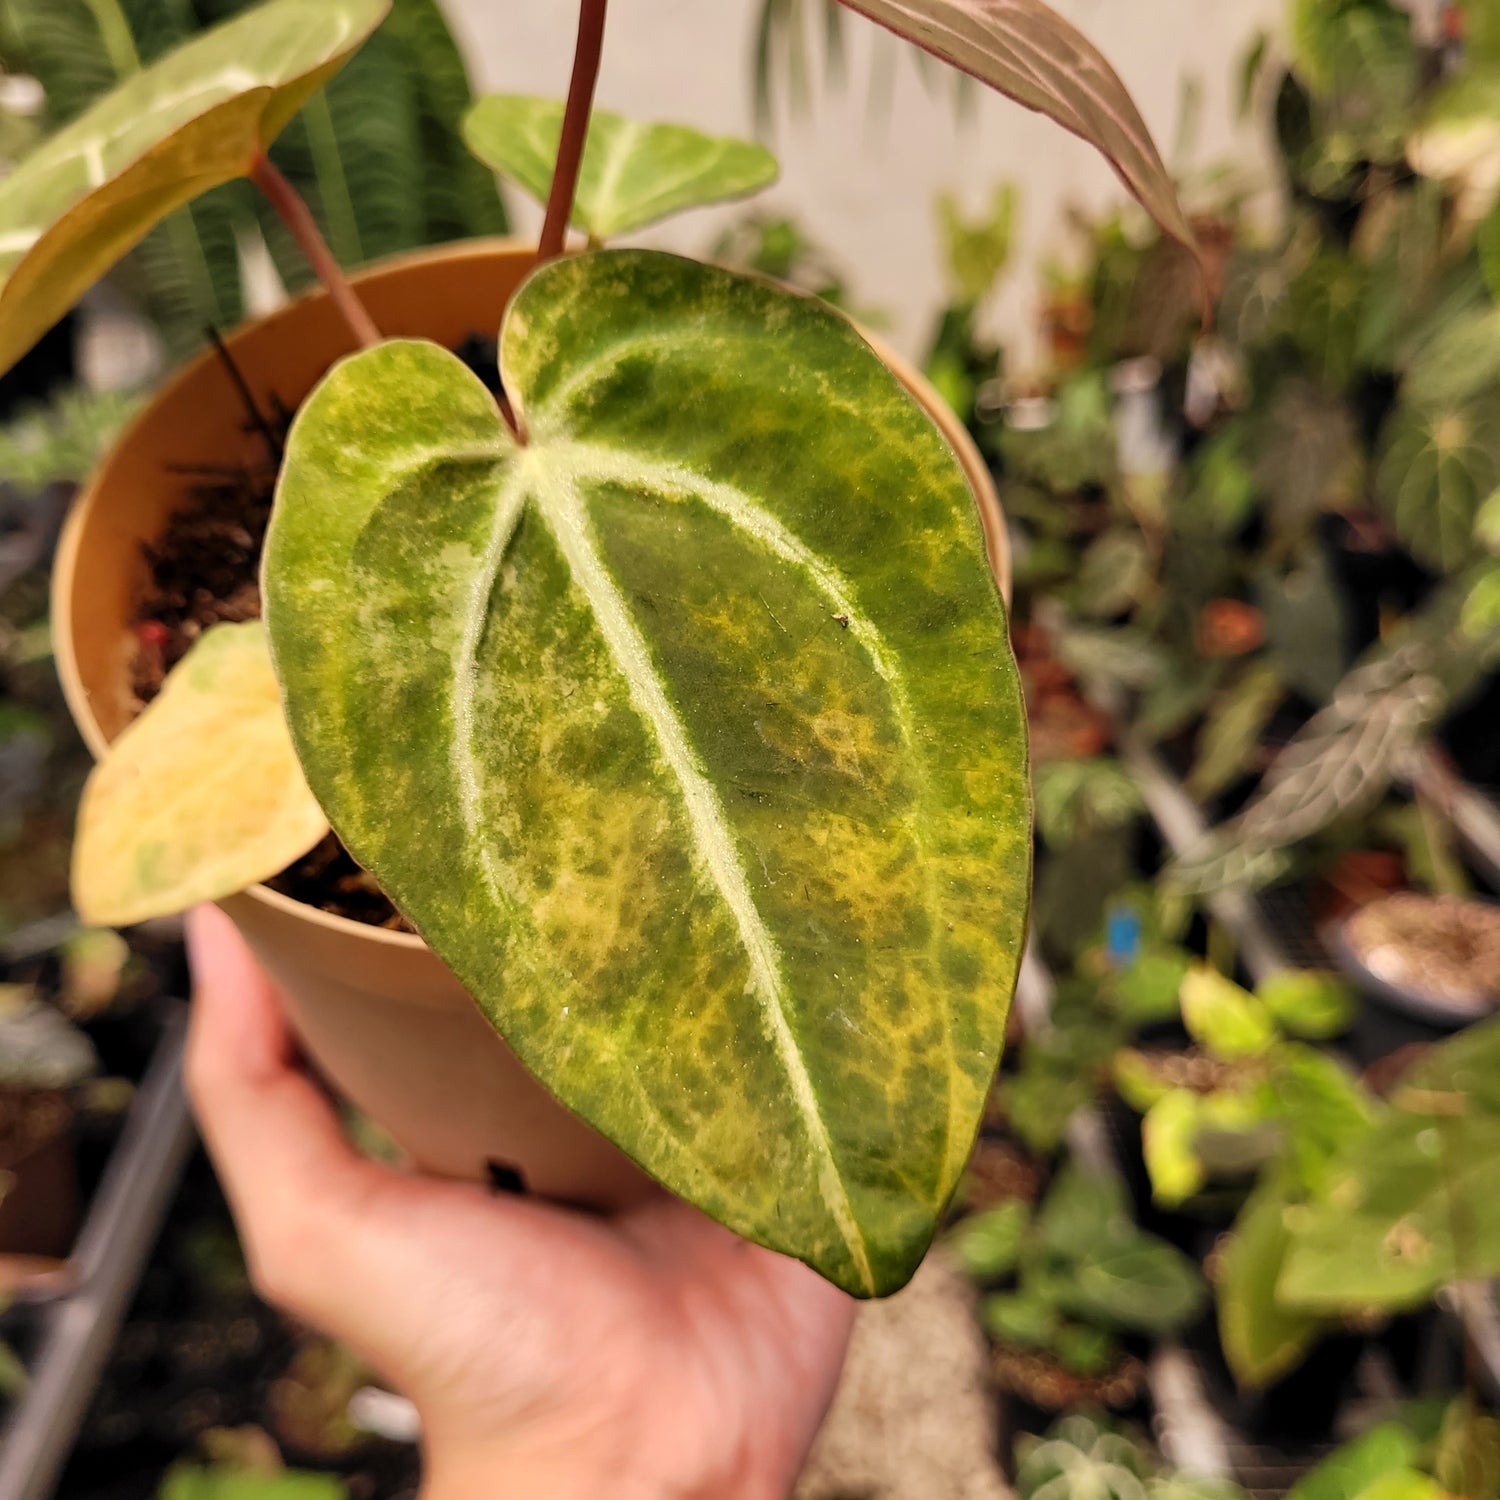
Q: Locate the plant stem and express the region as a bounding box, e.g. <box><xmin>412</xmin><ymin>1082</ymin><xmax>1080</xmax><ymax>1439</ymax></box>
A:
<box><xmin>84</xmin><ymin>0</ymin><xmax>141</xmax><ymax>79</ymax></box>
<box><xmin>538</xmin><ymin>0</ymin><xmax>609</xmax><ymax>262</ymax></box>
<box><xmin>249</xmin><ymin>152</ymin><xmax>381</xmax><ymax>351</ymax></box>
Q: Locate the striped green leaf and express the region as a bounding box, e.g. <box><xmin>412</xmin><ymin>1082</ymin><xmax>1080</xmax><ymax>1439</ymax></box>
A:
<box><xmin>264</xmin><ymin>249</ymin><xmax>1030</xmax><ymax>1295</ymax></box>
<box><xmin>0</xmin><ymin>0</ymin><xmax>389</xmax><ymax>378</ymax></box>
<box><xmin>462</xmin><ymin>96</ymin><xmax>778</xmax><ymax>239</ymax></box>
<box><xmin>832</xmin><ymin>0</ymin><xmax>1204</xmax><ymax>291</ymax></box>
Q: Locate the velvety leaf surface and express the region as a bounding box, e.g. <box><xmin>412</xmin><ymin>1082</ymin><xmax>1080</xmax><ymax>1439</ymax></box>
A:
<box><xmin>0</xmin><ymin>0</ymin><xmax>388</xmax><ymax>377</ymax></box>
<box><xmin>833</xmin><ymin>0</ymin><xmax>1204</xmax><ymax>292</ymax></box>
<box><xmin>265</xmin><ymin>249</ymin><xmax>1029</xmax><ymax>1296</ymax></box>
<box><xmin>462</xmin><ymin>97</ymin><xmax>778</xmax><ymax>239</ymax></box>
<box><xmin>72</xmin><ymin>622</ymin><xmax>329</xmax><ymax>928</ymax></box>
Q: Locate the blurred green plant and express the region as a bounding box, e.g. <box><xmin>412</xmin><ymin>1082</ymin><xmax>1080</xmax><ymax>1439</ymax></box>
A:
<box><xmin>1114</xmin><ymin>965</ymin><xmax>1363</xmax><ymax>1210</ymax></box>
<box><xmin>1015</xmin><ymin>1413</ymin><xmax>1250</xmax><ymax>1500</ymax></box>
<box><xmin>952</xmin><ymin>1162</ymin><xmax>1207</xmax><ymax>1377</ymax></box>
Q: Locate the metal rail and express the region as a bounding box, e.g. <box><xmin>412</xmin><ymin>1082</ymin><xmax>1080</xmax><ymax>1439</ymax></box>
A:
<box><xmin>0</xmin><ymin>1006</ymin><xmax>195</xmax><ymax>1500</ymax></box>
<box><xmin>1408</xmin><ymin>748</ymin><xmax>1500</xmax><ymax>890</ymax></box>
<box><xmin>1112</xmin><ymin>725</ymin><xmax>1287</xmax><ymax>985</ymax></box>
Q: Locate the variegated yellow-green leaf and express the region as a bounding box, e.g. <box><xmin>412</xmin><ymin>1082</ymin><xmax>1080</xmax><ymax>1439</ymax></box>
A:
<box><xmin>72</xmin><ymin>622</ymin><xmax>329</xmax><ymax>928</ymax></box>
<box><xmin>461</xmin><ymin>97</ymin><xmax>779</xmax><ymax>240</ymax></box>
<box><xmin>0</xmin><ymin>0</ymin><xmax>389</xmax><ymax>379</ymax></box>
<box><xmin>264</xmin><ymin>248</ymin><xmax>1031</xmax><ymax>1296</ymax></box>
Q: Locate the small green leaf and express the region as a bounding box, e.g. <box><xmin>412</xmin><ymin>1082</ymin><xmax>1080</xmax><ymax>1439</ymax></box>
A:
<box><xmin>982</xmin><ymin>1290</ymin><xmax>1060</xmax><ymax>1347</ymax></box>
<box><xmin>1433</xmin><ymin>1396</ymin><xmax>1500</xmax><ymax>1500</ymax></box>
<box><xmin>1188</xmin><ymin>664</ymin><xmax>1283</xmax><ymax>802</ymax></box>
<box><xmin>1181</xmin><ymin>966</ymin><xmax>1276</xmax><ymax>1058</ymax></box>
<box><xmin>1112</xmin><ymin>1048</ymin><xmax>1173</xmax><ymax>1112</ymax></box>
<box><xmin>1217</xmin><ymin>1173</ymin><xmax>1325</xmax><ymax>1389</ymax></box>
<box><xmin>1034</xmin><ymin>1163</ymin><xmax>1128</xmax><ymax>1257</ymax></box>
<box><xmin>1278</xmin><ymin>1101</ymin><xmax>1500</xmax><ymax>1312</ymax></box>
<box><xmin>1465</xmin><ymin>561</ymin><xmax>1500</xmax><ymax>639</ymax></box>
<box><xmin>1033</xmin><ymin>758</ymin><xmax>1143</xmax><ymax>849</ymax></box>
<box><xmin>1352</xmin><ymin>1473</ymin><xmax>1446</xmax><ymax>1500</ymax></box>
<box><xmin>0</xmin><ymin>0</ymin><xmax>389</xmax><ymax>378</ymax></box>
<box><xmin>1479</xmin><ymin>203</ymin><xmax>1500</xmax><ymax>301</ymax></box>
<box><xmin>1109</xmin><ymin>948</ymin><xmax>1192</xmax><ymax>1028</ymax></box>
<box><xmin>1377</xmin><ymin>399</ymin><xmax>1500</xmax><ymax>575</ymax></box>
<box><xmin>1285</xmin><ymin>1425</ymin><xmax>1424</xmax><ymax>1500</ymax></box>
<box><xmin>1142</xmin><ymin>1089</ymin><xmax>1208</xmax><ymax>1207</ymax></box>
<box><xmin>1257</xmin><ymin>971</ymin><xmax>1355</xmax><ymax>1041</ymax></box>
<box><xmin>1476</xmin><ymin>489</ymin><xmax>1500</xmax><ymax>555</ymax></box>
<box><xmin>1273</xmin><ymin>1044</ymin><xmax>1374</xmax><ymax>1190</ymax></box>
<box><xmin>462</xmin><ymin>97</ymin><xmax>778</xmax><ymax>240</ymax></box>
<box><xmin>265</xmin><ymin>249</ymin><xmax>1030</xmax><ymax>1297</ymax></box>
<box><xmin>72</xmin><ymin>622</ymin><xmax>329</xmax><ymax>928</ymax></box>
<box><xmin>950</xmin><ymin>1200</ymin><xmax>1029</xmax><ymax>1280</ymax></box>
<box><xmin>1063</xmin><ymin>1232</ymin><xmax>1207</xmax><ymax>1334</ymax></box>
<box><xmin>937</xmin><ymin>184</ymin><xmax>1016</xmax><ymax>306</ymax></box>
<box><xmin>1053</xmin><ymin>1321</ymin><xmax>1119</xmax><ymax>1375</ymax></box>
<box><xmin>1403</xmin><ymin>306</ymin><xmax>1500</xmax><ymax>413</ymax></box>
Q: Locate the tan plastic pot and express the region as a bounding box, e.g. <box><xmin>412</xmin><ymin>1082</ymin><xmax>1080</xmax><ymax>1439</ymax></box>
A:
<box><xmin>53</xmin><ymin>238</ymin><xmax>1011</xmax><ymax>1208</ymax></box>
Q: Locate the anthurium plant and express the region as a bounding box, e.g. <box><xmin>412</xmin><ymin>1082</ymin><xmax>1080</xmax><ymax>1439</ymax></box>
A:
<box><xmin>0</xmin><ymin>0</ymin><xmax>1202</xmax><ymax>1294</ymax></box>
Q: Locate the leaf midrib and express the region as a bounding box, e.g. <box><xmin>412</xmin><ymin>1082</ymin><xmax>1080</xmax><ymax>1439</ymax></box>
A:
<box><xmin>519</xmin><ymin>443</ymin><xmax>877</xmax><ymax>1292</ymax></box>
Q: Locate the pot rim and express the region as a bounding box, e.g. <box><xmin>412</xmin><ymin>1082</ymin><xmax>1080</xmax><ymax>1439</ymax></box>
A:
<box><xmin>53</xmin><ymin>235</ymin><xmax>1011</xmax><ymax>953</ymax></box>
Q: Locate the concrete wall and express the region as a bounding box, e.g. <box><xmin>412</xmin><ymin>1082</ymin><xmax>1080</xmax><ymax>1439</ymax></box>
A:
<box><xmin>446</xmin><ymin>0</ymin><xmax>1285</xmax><ymax>364</ymax></box>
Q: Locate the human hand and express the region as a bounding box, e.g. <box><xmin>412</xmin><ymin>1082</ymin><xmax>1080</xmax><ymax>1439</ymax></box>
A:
<box><xmin>184</xmin><ymin>904</ymin><xmax>855</xmax><ymax>1500</ymax></box>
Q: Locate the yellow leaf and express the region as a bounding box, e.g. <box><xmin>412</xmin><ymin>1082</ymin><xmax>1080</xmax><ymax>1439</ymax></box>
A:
<box><xmin>72</xmin><ymin>622</ymin><xmax>328</xmax><ymax>926</ymax></box>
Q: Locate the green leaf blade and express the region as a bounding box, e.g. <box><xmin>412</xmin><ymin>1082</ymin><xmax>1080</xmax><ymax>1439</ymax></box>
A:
<box><xmin>462</xmin><ymin>97</ymin><xmax>779</xmax><ymax>240</ymax></box>
<box><xmin>0</xmin><ymin>0</ymin><xmax>390</xmax><ymax>378</ymax></box>
<box><xmin>265</xmin><ymin>250</ymin><xmax>1031</xmax><ymax>1296</ymax></box>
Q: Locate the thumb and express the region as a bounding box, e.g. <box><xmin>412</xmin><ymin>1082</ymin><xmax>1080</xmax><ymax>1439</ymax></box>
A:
<box><xmin>184</xmin><ymin>904</ymin><xmax>384</xmax><ymax>1312</ymax></box>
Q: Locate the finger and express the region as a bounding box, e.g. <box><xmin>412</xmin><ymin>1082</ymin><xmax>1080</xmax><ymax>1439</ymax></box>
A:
<box><xmin>184</xmin><ymin>904</ymin><xmax>382</xmax><ymax>1307</ymax></box>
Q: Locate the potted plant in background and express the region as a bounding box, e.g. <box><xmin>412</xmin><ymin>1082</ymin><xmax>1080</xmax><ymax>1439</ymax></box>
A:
<box><xmin>0</xmin><ymin>0</ymin><xmax>1205</xmax><ymax>1297</ymax></box>
<box><xmin>951</xmin><ymin>1160</ymin><xmax>1206</xmax><ymax>1418</ymax></box>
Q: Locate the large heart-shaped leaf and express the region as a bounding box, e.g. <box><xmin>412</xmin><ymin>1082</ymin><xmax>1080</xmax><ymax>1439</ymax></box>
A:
<box><xmin>72</xmin><ymin>622</ymin><xmax>329</xmax><ymax>928</ymax></box>
<box><xmin>833</xmin><ymin>0</ymin><xmax>1205</xmax><ymax>298</ymax></box>
<box><xmin>462</xmin><ymin>96</ymin><xmax>778</xmax><ymax>240</ymax></box>
<box><xmin>0</xmin><ymin>0</ymin><xmax>389</xmax><ymax>378</ymax></box>
<box><xmin>264</xmin><ymin>248</ymin><xmax>1031</xmax><ymax>1296</ymax></box>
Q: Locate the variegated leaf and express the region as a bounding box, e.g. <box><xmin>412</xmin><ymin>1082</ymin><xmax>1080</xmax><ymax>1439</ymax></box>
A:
<box><xmin>72</xmin><ymin>622</ymin><xmax>329</xmax><ymax>928</ymax></box>
<box><xmin>0</xmin><ymin>0</ymin><xmax>389</xmax><ymax>379</ymax></box>
<box><xmin>834</xmin><ymin>0</ymin><xmax>1205</xmax><ymax>296</ymax></box>
<box><xmin>462</xmin><ymin>96</ymin><xmax>778</xmax><ymax>240</ymax></box>
<box><xmin>264</xmin><ymin>248</ymin><xmax>1031</xmax><ymax>1296</ymax></box>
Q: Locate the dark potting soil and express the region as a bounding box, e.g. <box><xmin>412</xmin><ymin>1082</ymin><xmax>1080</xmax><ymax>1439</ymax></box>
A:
<box><xmin>126</xmin><ymin>344</ymin><xmax>449</xmax><ymax>933</ymax></box>
<box><xmin>53</xmin><ymin>1150</ymin><xmax>422</xmax><ymax>1500</ymax></box>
